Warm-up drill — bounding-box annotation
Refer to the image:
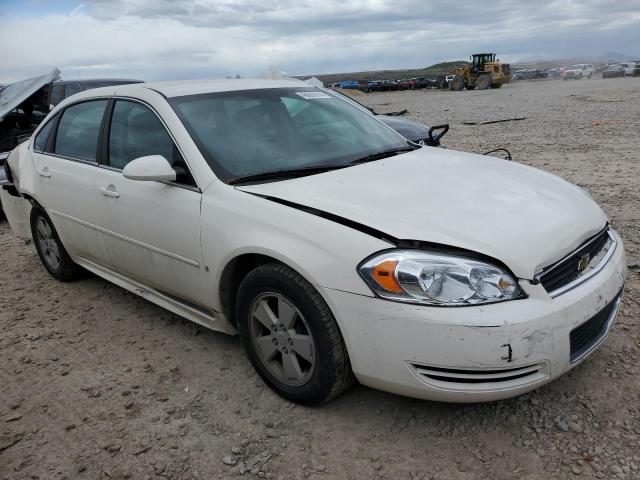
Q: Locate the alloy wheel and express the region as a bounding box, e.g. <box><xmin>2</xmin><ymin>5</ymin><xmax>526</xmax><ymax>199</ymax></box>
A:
<box><xmin>36</xmin><ymin>216</ymin><xmax>60</xmax><ymax>271</ymax></box>
<box><xmin>248</xmin><ymin>292</ymin><xmax>315</xmax><ymax>386</ymax></box>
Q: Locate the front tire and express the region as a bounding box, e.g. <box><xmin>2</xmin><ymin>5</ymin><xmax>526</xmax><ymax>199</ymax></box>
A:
<box><xmin>450</xmin><ymin>77</ymin><xmax>465</xmax><ymax>91</ymax></box>
<box><xmin>30</xmin><ymin>206</ymin><xmax>82</xmax><ymax>282</ymax></box>
<box><xmin>476</xmin><ymin>74</ymin><xmax>491</xmax><ymax>90</ymax></box>
<box><xmin>236</xmin><ymin>263</ymin><xmax>353</xmax><ymax>405</ymax></box>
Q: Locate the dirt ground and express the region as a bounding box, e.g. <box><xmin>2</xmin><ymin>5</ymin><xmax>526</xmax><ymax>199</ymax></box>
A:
<box><xmin>1</xmin><ymin>78</ymin><xmax>639</xmax><ymax>480</ymax></box>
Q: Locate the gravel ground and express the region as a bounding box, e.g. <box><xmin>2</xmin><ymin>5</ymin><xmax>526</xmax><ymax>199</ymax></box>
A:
<box><xmin>1</xmin><ymin>78</ymin><xmax>639</xmax><ymax>480</ymax></box>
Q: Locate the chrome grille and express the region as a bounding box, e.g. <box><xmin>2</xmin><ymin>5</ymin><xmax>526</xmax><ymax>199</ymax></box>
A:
<box><xmin>537</xmin><ymin>228</ymin><xmax>615</xmax><ymax>297</ymax></box>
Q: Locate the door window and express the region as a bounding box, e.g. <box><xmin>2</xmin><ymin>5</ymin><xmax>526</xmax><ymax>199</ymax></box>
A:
<box><xmin>33</xmin><ymin>114</ymin><xmax>58</xmax><ymax>152</ymax></box>
<box><xmin>54</xmin><ymin>100</ymin><xmax>108</xmax><ymax>161</ymax></box>
<box><xmin>108</xmin><ymin>100</ymin><xmax>195</xmax><ymax>186</ymax></box>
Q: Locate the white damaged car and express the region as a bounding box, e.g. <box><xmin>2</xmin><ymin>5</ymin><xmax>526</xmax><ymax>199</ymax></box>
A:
<box><xmin>0</xmin><ymin>79</ymin><xmax>626</xmax><ymax>405</ymax></box>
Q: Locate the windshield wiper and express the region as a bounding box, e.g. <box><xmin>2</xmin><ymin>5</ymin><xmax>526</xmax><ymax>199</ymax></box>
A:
<box><xmin>228</xmin><ymin>164</ymin><xmax>346</xmax><ymax>185</ymax></box>
<box><xmin>349</xmin><ymin>146</ymin><xmax>417</xmax><ymax>165</ymax></box>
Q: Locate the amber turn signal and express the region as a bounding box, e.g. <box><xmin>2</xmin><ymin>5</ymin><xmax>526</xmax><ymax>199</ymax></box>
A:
<box><xmin>371</xmin><ymin>260</ymin><xmax>404</xmax><ymax>293</ymax></box>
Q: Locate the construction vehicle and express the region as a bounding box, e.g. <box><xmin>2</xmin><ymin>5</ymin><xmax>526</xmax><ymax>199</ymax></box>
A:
<box><xmin>450</xmin><ymin>53</ymin><xmax>511</xmax><ymax>91</ymax></box>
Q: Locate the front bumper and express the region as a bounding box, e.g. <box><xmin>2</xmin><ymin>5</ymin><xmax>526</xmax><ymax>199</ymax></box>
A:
<box><xmin>321</xmin><ymin>231</ymin><xmax>626</xmax><ymax>402</ymax></box>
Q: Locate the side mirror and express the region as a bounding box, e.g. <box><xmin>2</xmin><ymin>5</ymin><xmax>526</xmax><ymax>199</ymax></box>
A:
<box><xmin>122</xmin><ymin>155</ymin><xmax>176</xmax><ymax>182</ymax></box>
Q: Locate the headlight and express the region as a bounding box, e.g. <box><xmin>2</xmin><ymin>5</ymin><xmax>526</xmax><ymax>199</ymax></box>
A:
<box><xmin>359</xmin><ymin>250</ymin><xmax>524</xmax><ymax>306</ymax></box>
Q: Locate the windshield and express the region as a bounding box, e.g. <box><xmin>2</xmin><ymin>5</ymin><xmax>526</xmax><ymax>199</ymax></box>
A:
<box><xmin>169</xmin><ymin>87</ymin><xmax>409</xmax><ymax>183</ymax></box>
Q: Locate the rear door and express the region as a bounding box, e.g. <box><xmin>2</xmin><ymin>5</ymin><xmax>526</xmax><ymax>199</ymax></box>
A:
<box><xmin>93</xmin><ymin>98</ymin><xmax>206</xmax><ymax>304</ymax></box>
<box><xmin>32</xmin><ymin>99</ymin><xmax>114</xmax><ymax>267</ymax></box>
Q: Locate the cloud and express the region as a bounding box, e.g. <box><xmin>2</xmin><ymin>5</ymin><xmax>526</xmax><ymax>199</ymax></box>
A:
<box><xmin>0</xmin><ymin>0</ymin><xmax>639</xmax><ymax>83</ymax></box>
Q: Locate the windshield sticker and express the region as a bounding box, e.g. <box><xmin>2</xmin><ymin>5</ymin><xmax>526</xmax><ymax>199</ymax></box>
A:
<box><xmin>295</xmin><ymin>91</ymin><xmax>332</xmax><ymax>100</ymax></box>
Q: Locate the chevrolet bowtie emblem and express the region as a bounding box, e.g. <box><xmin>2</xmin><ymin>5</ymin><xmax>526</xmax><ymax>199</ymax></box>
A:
<box><xmin>577</xmin><ymin>253</ymin><xmax>591</xmax><ymax>273</ymax></box>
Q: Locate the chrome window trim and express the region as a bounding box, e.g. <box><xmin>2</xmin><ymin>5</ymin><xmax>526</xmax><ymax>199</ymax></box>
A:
<box><xmin>537</xmin><ymin>230</ymin><xmax>617</xmax><ymax>298</ymax></box>
<box><xmin>37</xmin><ymin>151</ymin><xmax>99</xmax><ymax>167</ymax></box>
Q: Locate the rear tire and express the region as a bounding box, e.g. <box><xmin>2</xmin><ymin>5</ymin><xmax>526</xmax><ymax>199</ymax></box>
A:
<box><xmin>30</xmin><ymin>206</ymin><xmax>82</xmax><ymax>282</ymax></box>
<box><xmin>236</xmin><ymin>263</ymin><xmax>354</xmax><ymax>406</ymax></box>
<box><xmin>490</xmin><ymin>83</ymin><xmax>502</xmax><ymax>89</ymax></box>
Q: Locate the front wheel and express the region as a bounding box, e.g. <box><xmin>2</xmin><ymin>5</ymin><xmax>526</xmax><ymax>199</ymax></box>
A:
<box><xmin>450</xmin><ymin>77</ymin><xmax>465</xmax><ymax>91</ymax></box>
<box><xmin>30</xmin><ymin>206</ymin><xmax>82</xmax><ymax>282</ymax></box>
<box><xmin>236</xmin><ymin>263</ymin><xmax>353</xmax><ymax>405</ymax></box>
<box><xmin>476</xmin><ymin>74</ymin><xmax>491</xmax><ymax>90</ymax></box>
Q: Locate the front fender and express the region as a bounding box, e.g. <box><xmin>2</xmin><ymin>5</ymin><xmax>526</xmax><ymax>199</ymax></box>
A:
<box><xmin>200</xmin><ymin>184</ymin><xmax>390</xmax><ymax>310</ymax></box>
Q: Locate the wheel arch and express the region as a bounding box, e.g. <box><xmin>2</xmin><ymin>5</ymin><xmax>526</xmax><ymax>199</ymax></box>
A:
<box><xmin>219</xmin><ymin>252</ymin><xmax>318</xmax><ymax>328</ymax></box>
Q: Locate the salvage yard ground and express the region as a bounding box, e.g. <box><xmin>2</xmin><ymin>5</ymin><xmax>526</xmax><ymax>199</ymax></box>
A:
<box><xmin>1</xmin><ymin>78</ymin><xmax>639</xmax><ymax>480</ymax></box>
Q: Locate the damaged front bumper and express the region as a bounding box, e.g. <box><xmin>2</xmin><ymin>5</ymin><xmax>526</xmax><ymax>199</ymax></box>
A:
<box><xmin>320</xmin><ymin>231</ymin><xmax>626</xmax><ymax>402</ymax></box>
<box><xmin>0</xmin><ymin>154</ymin><xmax>32</xmax><ymax>237</ymax></box>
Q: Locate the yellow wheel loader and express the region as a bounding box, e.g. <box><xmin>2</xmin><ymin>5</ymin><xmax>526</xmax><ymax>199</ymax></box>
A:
<box><xmin>450</xmin><ymin>53</ymin><xmax>511</xmax><ymax>91</ymax></box>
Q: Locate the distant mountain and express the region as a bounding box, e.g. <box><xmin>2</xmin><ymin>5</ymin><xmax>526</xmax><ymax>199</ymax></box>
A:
<box><xmin>598</xmin><ymin>51</ymin><xmax>635</xmax><ymax>61</ymax></box>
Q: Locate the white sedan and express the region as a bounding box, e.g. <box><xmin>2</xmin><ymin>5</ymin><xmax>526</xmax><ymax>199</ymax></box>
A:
<box><xmin>1</xmin><ymin>79</ymin><xmax>626</xmax><ymax>405</ymax></box>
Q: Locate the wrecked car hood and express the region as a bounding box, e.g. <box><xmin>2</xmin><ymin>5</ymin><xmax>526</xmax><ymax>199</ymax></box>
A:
<box><xmin>0</xmin><ymin>69</ymin><xmax>60</xmax><ymax>120</ymax></box>
<box><xmin>376</xmin><ymin>115</ymin><xmax>429</xmax><ymax>143</ymax></box>
<box><xmin>236</xmin><ymin>147</ymin><xmax>607</xmax><ymax>278</ymax></box>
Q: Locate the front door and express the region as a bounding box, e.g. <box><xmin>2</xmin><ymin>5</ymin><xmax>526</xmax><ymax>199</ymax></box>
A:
<box><xmin>94</xmin><ymin>99</ymin><xmax>206</xmax><ymax>305</ymax></box>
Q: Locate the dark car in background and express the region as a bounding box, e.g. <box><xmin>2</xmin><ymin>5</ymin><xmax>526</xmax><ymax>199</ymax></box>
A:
<box><xmin>327</xmin><ymin>88</ymin><xmax>448</xmax><ymax>147</ymax></box>
<box><xmin>602</xmin><ymin>65</ymin><xmax>626</xmax><ymax>78</ymax></box>
<box><xmin>50</xmin><ymin>78</ymin><xmax>143</xmax><ymax>106</ymax></box>
<box><xmin>0</xmin><ymin>70</ymin><xmax>143</xmax><ymax>154</ymax></box>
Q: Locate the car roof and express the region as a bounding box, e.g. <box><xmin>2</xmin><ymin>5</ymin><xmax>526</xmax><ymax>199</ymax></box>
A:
<box><xmin>76</xmin><ymin>78</ymin><xmax>310</xmax><ymax>100</ymax></box>
<box><xmin>55</xmin><ymin>78</ymin><xmax>143</xmax><ymax>84</ymax></box>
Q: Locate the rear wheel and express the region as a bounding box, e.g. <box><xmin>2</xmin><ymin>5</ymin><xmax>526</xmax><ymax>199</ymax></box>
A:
<box><xmin>476</xmin><ymin>74</ymin><xmax>491</xmax><ymax>90</ymax></box>
<box><xmin>236</xmin><ymin>263</ymin><xmax>353</xmax><ymax>405</ymax></box>
<box><xmin>450</xmin><ymin>77</ymin><xmax>465</xmax><ymax>91</ymax></box>
<box><xmin>30</xmin><ymin>206</ymin><xmax>82</xmax><ymax>282</ymax></box>
<box><xmin>490</xmin><ymin>83</ymin><xmax>502</xmax><ymax>89</ymax></box>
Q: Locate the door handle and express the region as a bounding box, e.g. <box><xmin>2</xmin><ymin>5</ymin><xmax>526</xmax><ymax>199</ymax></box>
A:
<box><xmin>100</xmin><ymin>185</ymin><xmax>120</xmax><ymax>198</ymax></box>
<box><xmin>37</xmin><ymin>166</ymin><xmax>51</xmax><ymax>178</ymax></box>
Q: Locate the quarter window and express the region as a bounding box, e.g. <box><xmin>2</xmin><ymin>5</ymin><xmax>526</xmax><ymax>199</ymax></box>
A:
<box><xmin>108</xmin><ymin>100</ymin><xmax>195</xmax><ymax>186</ymax></box>
<box><xmin>54</xmin><ymin>100</ymin><xmax>108</xmax><ymax>161</ymax></box>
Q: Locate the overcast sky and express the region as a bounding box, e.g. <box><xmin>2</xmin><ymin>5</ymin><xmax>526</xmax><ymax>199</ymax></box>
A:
<box><xmin>1</xmin><ymin>0</ymin><xmax>639</xmax><ymax>83</ymax></box>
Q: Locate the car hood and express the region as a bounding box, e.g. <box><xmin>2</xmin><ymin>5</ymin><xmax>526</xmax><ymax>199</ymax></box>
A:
<box><xmin>0</xmin><ymin>68</ymin><xmax>60</xmax><ymax>120</ymax></box>
<box><xmin>236</xmin><ymin>148</ymin><xmax>607</xmax><ymax>279</ymax></box>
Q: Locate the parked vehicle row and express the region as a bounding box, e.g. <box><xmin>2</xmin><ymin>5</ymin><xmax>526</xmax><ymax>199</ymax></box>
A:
<box><xmin>332</xmin><ymin>77</ymin><xmax>439</xmax><ymax>93</ymax></box>
<box><xmin>602</xmin><ymin>62</ymin><xmax>640</xmax><ymax>78</ymax></box>
<box><xmin>512</xmin><ymin>61</ymin><xmax>640</xmax><ymax>81</ymax></box>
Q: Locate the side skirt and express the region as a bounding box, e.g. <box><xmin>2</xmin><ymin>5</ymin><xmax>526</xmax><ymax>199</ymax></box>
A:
<box><xmin>76</xmin><ymin>258</ymin><xmax>237</xmax><ymax>335</ymax></box>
